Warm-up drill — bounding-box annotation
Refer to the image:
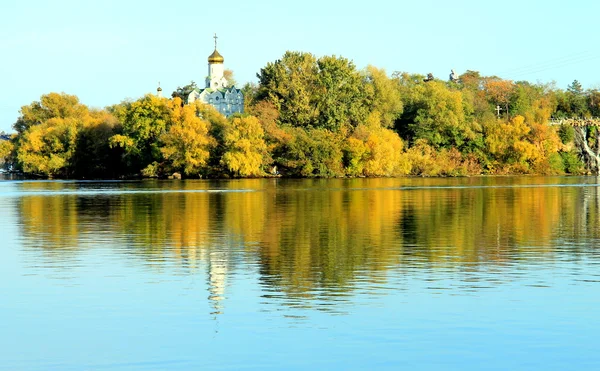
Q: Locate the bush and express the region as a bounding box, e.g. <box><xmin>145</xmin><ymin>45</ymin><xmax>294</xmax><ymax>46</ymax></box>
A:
<box><xmin>558</xmin><ymin>124</ymin><xmax>574</xmax><ymax>144</ymax></box>
<box><xmin>560</xmin><ymin>151</ymin><xmax>585</xmax><ymax>174</ymax></box>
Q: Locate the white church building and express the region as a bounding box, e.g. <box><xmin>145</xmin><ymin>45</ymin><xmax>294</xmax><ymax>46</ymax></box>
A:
<box><xmin>187</xmin><ymin>35</ymin><xmax>244</xmax><ymax>117</ymax></box>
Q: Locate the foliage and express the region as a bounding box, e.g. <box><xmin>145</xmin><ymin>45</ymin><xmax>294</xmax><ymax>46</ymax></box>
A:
<box><xmin>10</xmin><ymin>52</ymin><xmax>600</xmax><ymax>178</ymax></box>
<box><xmin>13</xmin><ymin>93</ymin><xmax>88</xmax><ymax>135</ymax></box>
<box><xmin>109</xmin><ymin>94</ymin><xmax>172</xmax><ymax>175</ymax></box>
<box><xmin>560</xmin><ymin>150</ymin><xmax>585</xmax><ymax>174</ymax></box>
<box><xmin>277</xmin><ymin>127</ymin><xmax>345</xmax><ymax>177</ymax></box>
<box><xmin>0</xmin><ymin>138</ymin><xmax>15</xmax><ymax>170</ymax></box>
<box><xmin>256</xmin><ymin>51</ymin><xmax>370</xmax><ymax>131</ymax></box>
<box><xmin>16</xmin><ymin>117</ymin><xmax>79</xmax><ymax>177</ymax></box>
<box><xmin>558</xmin><ymin>124</ymin><xmax>574</xmax><ymax>144</ymax></box>
<box><xmin>220</xmin><ymin>116</ymin><xmax>267</xmax><ymax>177</ymax></box>
<box><xmin>364</xmin><ymin>66</ymin><xmax>403</xmax><ymax>128</ymax></box>
<box><xmin>160</xmin><ymin>101</ymin><xmax>215</xmax><ymax>177</ymax></box>
<box><xmin>397</xmin><ymin>78</ymin><xmax>476</xmax><ymax>150</ymax></box>
<box><xmin>171</xmin><ymin>81</ymin><xmax>198</xmax><ymax>104</ymax></box>
<box><xmin>344</xmin><ymin>113</ymin><xmax>408</xmax><ymax>177</ymax></box>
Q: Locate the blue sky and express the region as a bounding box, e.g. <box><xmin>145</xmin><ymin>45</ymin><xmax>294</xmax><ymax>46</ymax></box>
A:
<box><xmin>1</xmin><ymin>0</ymin><xmax>599</xmax><ymax>133</ymax></box>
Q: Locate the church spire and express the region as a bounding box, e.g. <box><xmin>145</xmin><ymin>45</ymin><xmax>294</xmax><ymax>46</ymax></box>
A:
<box><xmin>208</xmin><ymin>33</ymin><xmax>224</xmax><ymax>64</ymax></box>
<box><xmin>156</xmin><ymin>81</ymin><xmax>163</xmax><ymax>98</ymax></box>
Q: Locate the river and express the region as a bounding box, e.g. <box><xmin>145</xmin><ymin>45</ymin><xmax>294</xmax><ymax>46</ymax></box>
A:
<box><xmin>0</xmin><ymin>177</ymin><xmax>599</xmax><ymax>370</ymax></box>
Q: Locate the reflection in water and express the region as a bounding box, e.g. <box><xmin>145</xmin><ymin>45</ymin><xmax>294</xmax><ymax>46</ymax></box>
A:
<box><xmin>7</xmin><ymin>177</ymin><xmax>600</xmax><ymax>315</ymax></box>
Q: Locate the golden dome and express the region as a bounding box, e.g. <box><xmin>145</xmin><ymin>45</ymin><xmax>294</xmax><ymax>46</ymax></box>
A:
<box><xmin>208</xmin><ymin>49</ymin><xmax>224</xmax><ymax>64</ymax></box>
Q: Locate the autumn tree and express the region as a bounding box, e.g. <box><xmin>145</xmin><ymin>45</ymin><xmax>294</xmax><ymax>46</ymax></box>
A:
<box><xmin>0</xmin><ymin>137</ymin><xmax>14</xmax><ymax>170</ymax></box>
<box><xmin>220</xmin><ymin>116</ymin><xmax>268</xmax><ymax>177</ymax></box>
<box><xmin>16</xmin><ymin>117</ymin><xmax>79</xmax><ymax>177</ymax></box>
<box><xmin>344</xmin><ymin>113</ymin><xmax>408</xmax><ymax>177</ymax></box>
<box><xmin>13</xmin><ymin>92</ymin><xmax>88</xmax><ymax>135</ymax></box>
<box><xmin>484</xmin><ymin>78</ymin><xmax>514</xmax><ymax>117</ymax></box>
<box><xmin>12</xmin><ymin>93</ymin><xmax>98</xmax><ymax>177</ymax></box>
<box><xmin>277</xmin><ymin>127</ymin><xmax>345</xmax><ymax>177</ymax></box>
<box><xmin>364</xmin><ymin>66</ymin><xmax>403</xmax><ymax>128</ymax></box>
<box><xmin>224</xmin><ymin>69</ymin><xmax>237</xmax><ymax>87</ymax></box>
<box><xmin>484</xmin><ymin>115</ymin><xmax>538</xmax><ymax>173</ymax></box>
<box><xmin>160</xmin><ymin>101</ymin><xmax>216</xmax><ymax>177</ymax></box>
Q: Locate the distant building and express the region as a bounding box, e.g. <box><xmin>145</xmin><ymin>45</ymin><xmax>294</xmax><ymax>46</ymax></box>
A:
<box><xmin>187</xmin><ymin>35</ymin><xmax>244</xmax><ymax>117</ymax></box>
<box><xmin>0</xmin><ymin>134</ymin><xmax>10</xmax><ymax>141</ymax></box>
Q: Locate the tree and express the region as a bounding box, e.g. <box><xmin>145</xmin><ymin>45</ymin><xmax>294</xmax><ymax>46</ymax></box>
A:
<box><xmin>257</xmin><ymin>51</ymin><xmax>319</xmax><ymax>128</ymax></box>
<box><xmin>171</xmin><ymin>81</ymin><xmax>198</xmax><ymax>105</ymax></box>
<box><xmin>256</xmin><ymin>51</ymin><xmax>371</xmax><ymax>131</ymax></box>
<box><xmin>566</xmin><ymin>80</ymin><xmax>588</xmax><ymax>117</ymax></box>
<box><xmin>13</xmin><ymin>93</ymin><xmax>88</xmax><ymax>135</ymax></box>
<box><xmin>160</xmin><ymin>101</ymin><xmax>216</xmax><ymax>177</ymax></box>
<box><xmin>277</xmin><ymin>127</ymin><xmax>344</xmax><ymax>177</ymax></box>
<box><xmin>364</xmin><ymin>66</ymin><xmax>403</xmax><ymax>128</ymax></box>
<box><xmin>313</xmin><ymin>55</ymin><xmax>371</xmax><ymax>131</ymax></box>
<box><xmin>224</xmin><ymin>69</ymin><xmax>237</xmax><ymax>87</ymax></box>
<box><xmin>344</xmin><ymin>113</ymin><xmax>407</xmax><ymax>177</ymax></box>
<box><xmin>484</xmin><ymin>78</ymin><xmax>514</xmax><ymax>117</ymax></box>
<box><xmin>16</xmin><ymin>117</ymin><xmax>79</xmax><ymax>177</ymax></box>
<box><xmin>397</xmin><ymin>79</ymin><xmax>475</xmax><ymax>150</ymax></box>
<box><xmin>0</xmin><ymin>138</ymin><xmax>14</xmax><ymax>170</ymax></box>
<box><xmin>109</xmin><ymin>94</ymin><xmax>172</xmax><ymax>175</ymax></box>
<box><xmin>12</xmin><ymin>93</ymin><xmax>95</xmax><ymax>177</ymax></box>
<box><xmin>484</xmin><ymin>115</ymin><xmax>537</xmax><ymax>173</ymax></box>
<box><xmin>220</xmin><ymin>116</ymin><xmax>268</xmax><ymax>177</ymax></box>
<box><xmin>73</xmin><ymin>109</ymin><xmax>122</xmax><ymax>178</ymax></box>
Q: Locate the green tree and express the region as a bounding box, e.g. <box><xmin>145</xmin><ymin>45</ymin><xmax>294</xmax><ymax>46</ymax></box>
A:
<box><xmin>171</xmin><ymin>81</ymin><xmax>198</xmax><ymax>105</ymax></box>
<box><xmin>567</xmin><ymin>79</ymin><xmax>588</xmax><ymax>117</ymax></box>
<box><xmin>257</xmin><ymin>51</ymin><xmax>319</xmax><ymax>128</ymax></box>
<box><xmin>256</xmin><ymin>51</ymin><xmax>371</xmax><ymax>131</ymax></box>
<box><xmin>313</xmin><ymin>55</ymin><xmax>371</xmax><ymax>131</ymax></box>
<box><xmin>277</xmin><ymin>127</ymin><xmax>344</xmax><ymax>177</ymax></box>
<box><xmin>109</xmin><ymin>94</ymin><xmax>172</xmax><ymax>176</ymax></box>
<box><xmin>73</xmin><ymin>109</ymin><xmax>122</xmax><ymax>178</ymax></box>
<box><xmin>397</xmin><ymin>79</ymin><xmax>475</xmax><ymax>150</ymax></box>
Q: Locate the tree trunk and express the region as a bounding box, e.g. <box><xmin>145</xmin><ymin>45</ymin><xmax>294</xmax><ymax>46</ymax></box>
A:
<box><xmin>573</xmin><ymin>126</ymin><xmax>600</xmax><ymax>174</ymax></box>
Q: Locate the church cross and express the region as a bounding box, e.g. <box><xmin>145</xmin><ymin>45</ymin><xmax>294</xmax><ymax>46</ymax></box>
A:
<box><xmin>495</xmin><ymin>105</ymin><xmax>503</xmax><ymax>118</ymax></box>
<box><xmin>214</xmin><ymin>33</ymin><xmax>218</xmax><ymax>50</ymax></box>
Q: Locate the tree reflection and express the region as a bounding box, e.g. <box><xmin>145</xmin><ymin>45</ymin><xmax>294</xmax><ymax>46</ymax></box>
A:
<box><xmin>13</xmin><ymin>177</ymin><xmax>600</xmax><ymax>311</ymax></box>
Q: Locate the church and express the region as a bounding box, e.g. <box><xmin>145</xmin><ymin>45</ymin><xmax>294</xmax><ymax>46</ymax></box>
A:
<box><xmin>187</xmin><ymin>35</ymin><xmax>244</xmax><ymax>117</ymax></box>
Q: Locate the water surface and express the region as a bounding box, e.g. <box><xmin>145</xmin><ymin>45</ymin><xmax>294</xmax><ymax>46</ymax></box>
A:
<box><xmin>1</xmin><ymin>176</ymin><xmax>599</xmax><ymax>370</ymax></box>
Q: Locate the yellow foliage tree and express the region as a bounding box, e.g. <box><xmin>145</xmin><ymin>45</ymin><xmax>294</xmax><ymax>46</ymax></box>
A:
<box><xmin>160</xmin><ymin>101</ymin><xmax>215</xmax><ymax>177</ymax></box>
<box><xmin>485</xmin><ymin>115</ymin><xmax>538</xmax><ymax>173</ymax></box>
<box><xmin>221</xmin><ymin>116</ymin><xmax>267</xmax><ymax>177</ymax></box>
<box><xmin>345</xmin><ymin>112</ymin><xmax>408</xmax><ymax>177</ymax></box>
<box><xmin>17</xmin><ymin>117</ymin><xmax>79</xmax><ymax>177</ymax></box>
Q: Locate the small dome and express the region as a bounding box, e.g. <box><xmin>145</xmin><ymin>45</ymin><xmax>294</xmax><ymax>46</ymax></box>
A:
<box><xmin>208</xmin><ymin>49</ymin><xmax>224</xmax><ymax>64</ymax></box>
<box><xmin>157</xmin><ymin>86</ymin><xmax>163</xmax><ymax>91</ymax></box>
